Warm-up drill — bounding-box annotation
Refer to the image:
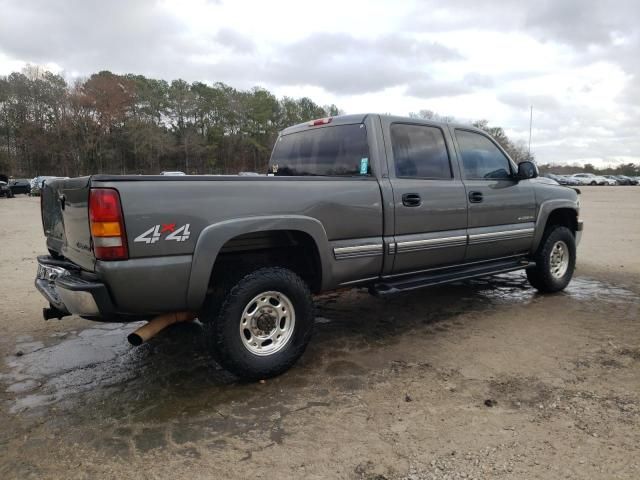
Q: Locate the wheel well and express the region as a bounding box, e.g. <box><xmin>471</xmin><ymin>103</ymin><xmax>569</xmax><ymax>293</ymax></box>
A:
<box><xmin>210</xmin><ymin>230</ymin><xmax>322</xmax><ymax>293</ymax></box>
<box><xmin>545</xmin><ymin>208</ymin><xmax>577</xmax><ymax>234</ymax></box>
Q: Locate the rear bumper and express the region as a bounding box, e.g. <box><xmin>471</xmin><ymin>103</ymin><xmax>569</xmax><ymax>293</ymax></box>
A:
<box><xmin>35</xmin><ymin>256</ymin><xmax>116</xmax><ymax>318</ymax></box>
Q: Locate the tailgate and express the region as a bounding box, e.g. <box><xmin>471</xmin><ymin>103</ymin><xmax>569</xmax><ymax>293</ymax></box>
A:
<box><xmin>42</xmin><ymin>176</ymin><xmax>95</xmax><ymax>271</ymax></box>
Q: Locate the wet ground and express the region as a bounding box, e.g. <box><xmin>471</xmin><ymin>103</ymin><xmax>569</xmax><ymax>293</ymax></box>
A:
<box><xmin>1</xmin><ymin>190</ymin><xmax>640</xmax><ymax>479</ymax></box>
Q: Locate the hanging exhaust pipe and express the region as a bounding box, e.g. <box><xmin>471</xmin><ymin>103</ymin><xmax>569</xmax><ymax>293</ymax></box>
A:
<box><xmin>127</xmin><ymin>311</ymin><xmax>196</xmax><ymax>346</ymax></box>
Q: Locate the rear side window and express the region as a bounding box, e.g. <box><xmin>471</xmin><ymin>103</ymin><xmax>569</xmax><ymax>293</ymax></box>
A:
<box><xmin>455</xmin><ymin>129</ymin><xmax>512</xmax><ymax>180</ymax></box>
<box><xmin>390</xmin><ymin>124</ymin><xmax>452</xmax><ymax>179</ymax></box>
<box><xmin>270</xmin><ymin>124</ymin><xmax>370</xmax><ymax>176</ymax></box>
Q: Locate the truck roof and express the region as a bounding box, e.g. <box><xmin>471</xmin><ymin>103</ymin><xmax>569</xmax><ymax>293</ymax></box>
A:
<box><xmin>280</xmin><ymin>113</ymin><xmax>481</xmax><ymax>135</ymax></box>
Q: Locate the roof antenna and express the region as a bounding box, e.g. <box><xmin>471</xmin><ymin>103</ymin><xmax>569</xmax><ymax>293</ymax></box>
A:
<box><xmin>528</xmin><ymin>105</ymin><xmax>533</xmax><ymax>158</ymax></box>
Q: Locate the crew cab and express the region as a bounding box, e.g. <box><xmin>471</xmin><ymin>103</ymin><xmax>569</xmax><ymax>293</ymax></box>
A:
<box><xmin>36</xmin><ymin>114</ymin><xmax>583</xmax><ymax>380</ymax></box>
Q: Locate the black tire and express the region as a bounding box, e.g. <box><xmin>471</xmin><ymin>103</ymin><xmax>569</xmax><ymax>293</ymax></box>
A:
<box><xmin>526</xmin><ymin>225</ymin><xmax>576</xmax><ymax>293</ymax></box>
<box><xmin>203</xmin><ymin>267</ymin><xmax>314</xmax><ymax>380</ymax></box>
<box><xmin>590</xmin><ymin>181</ymin><xmax>597</xmax><ymax>186</ymax></box>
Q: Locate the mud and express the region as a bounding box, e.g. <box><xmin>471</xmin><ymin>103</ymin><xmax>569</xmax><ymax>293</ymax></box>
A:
<box><xmin>1</xmin><ymin>189</ymin><xmax>640</xmax><ymax>479</ymax></box>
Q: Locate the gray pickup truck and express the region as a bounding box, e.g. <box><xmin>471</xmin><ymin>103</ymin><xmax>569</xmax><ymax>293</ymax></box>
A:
<box><xmin>36</xmin><ymin>114</ymin><xmax>583</xmax><ymax>379</ymax></box>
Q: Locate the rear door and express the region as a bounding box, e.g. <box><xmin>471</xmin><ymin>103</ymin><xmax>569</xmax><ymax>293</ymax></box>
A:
<box><xmin>383</xmin><ymin>119</ymin><xmax>468</xmax><ymax>275</ymax></box>
<box><xmin>450</xmin><ymin>128</ymin><xmax>536</xmax><ymax>261</ymax></box>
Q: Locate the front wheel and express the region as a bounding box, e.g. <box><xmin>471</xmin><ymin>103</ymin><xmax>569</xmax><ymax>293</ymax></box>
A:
<box><xmin>203</xmin><ymin>267</ymin><xmax>314</xmax><ymax>380</ymax></box>
<box><xmin>526</xmin><ymin>226</ymin><xmax>576</xmax><ymax>292</ymax></box>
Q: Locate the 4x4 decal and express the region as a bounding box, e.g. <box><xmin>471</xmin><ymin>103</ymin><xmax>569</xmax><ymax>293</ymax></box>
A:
<box><xmin>134</xmin><ymin>224</ymin><xmax>191</xmax><ymax>244</ymax></box>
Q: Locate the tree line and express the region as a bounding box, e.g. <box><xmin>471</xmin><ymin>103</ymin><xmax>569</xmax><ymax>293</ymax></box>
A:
<box><xmin>8</xmin><ymin>68</ymin><xmax>631</xmax><ymax>179</ymax></box>
<box><xmin>0</xmin><ymin>66</ymin><xmax>339</xmax><ymax>177</ymax></box>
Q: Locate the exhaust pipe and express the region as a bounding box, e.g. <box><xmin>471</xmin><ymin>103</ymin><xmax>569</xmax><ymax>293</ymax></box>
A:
<box><xmin>127</xmin><ymin>312</ymin><xmax>196</xmax><ymax>346</ymax></box>
<box><xmin>43</xmin><ymin>306</ymin><xmax>70</xmax><ymax>321</ymax></box>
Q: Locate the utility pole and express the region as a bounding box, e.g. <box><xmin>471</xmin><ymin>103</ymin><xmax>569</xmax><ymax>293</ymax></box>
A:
<box><xmin>528</xmin><ymin>105</ymin><xmax>533</xmax><ymax>158</ymax></box>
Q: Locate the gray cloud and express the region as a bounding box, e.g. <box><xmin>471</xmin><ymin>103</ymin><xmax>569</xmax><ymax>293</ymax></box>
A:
<box><xmin>0</xmin><ymin>0</ymin><xmax>199</xmax><ymax>79</ymax></box>
<box><xmin>406</xmin><ymin>79</ymin><xmax>471</xmax><ymax>99</ymax></box>
<box><xmin>523</xmin><ymin>0</ymin><xmax>639</xmax><ymax>49</ymax></box>
<box><xmin>463</xmin><ymin>73</ymin><xmax>494</xmax><ymax>88</ymax></box>
<box><xmin>0</xmin><ymin>0</ymin><xmax>638</xmax><ymax>166</ymax></box>
<box><xmin>498</xmin><ymin>93</ymin><xmax>560</xmax><ymax>110</ymax></box>
<box><xmin>203</xmin><ymin>32</ymin><xmax>462</xmax><ymax>95</ymax></box>
<box><xmin>213</xmin><ymin>28</ymin><xmax>256</xmax><ymax>54</ymax></box>
<box><xmin>263</xmin><ymin>32</ymin><xmax>461</xmax><ymax>94</ymax></box>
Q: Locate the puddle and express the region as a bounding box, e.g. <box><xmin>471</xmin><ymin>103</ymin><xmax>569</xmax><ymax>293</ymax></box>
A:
<box><xmin>1</xmin><ymin>274</ymin><xmax>638</xmax><ymax>420</ymax></box>
<box><xmin>2</xmin><ymin>321</ymin><xmax>230</xmax><ymax>416</ymax></box>
<box><xmin>561</xmin><ymin>276</ymin><xmax>639</xmax><ymax>302</ymax></box>
<box><xmin>468</xmin><ymin>273</ymin><xmax>639</xmax><ymax>305</ymax></box>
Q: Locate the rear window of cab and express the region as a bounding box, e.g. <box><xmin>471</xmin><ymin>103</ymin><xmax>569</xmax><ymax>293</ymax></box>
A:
<box><xmin>269</xmin><ymin>124</ymin><xmax>370</xmax><ymax>176</ymax></box>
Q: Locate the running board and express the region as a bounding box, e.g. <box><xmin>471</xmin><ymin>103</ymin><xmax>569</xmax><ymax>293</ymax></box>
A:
<box><xmin>371</xmin><ymin>258</ymin><xmax>534</xmax><ymax>295</ymax></box>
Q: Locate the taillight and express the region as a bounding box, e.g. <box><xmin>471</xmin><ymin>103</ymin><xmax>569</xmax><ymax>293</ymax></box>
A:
<box><xmin>89</xmin><ymin>188</ymin><xmax>128</xmax><ymax>260</ymax></box>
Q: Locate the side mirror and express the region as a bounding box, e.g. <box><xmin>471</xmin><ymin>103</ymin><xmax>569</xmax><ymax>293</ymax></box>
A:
<box><xmin>517</xmin><ymin>161</ymin><xmax>538</xmax><ymax>180</ymax></box>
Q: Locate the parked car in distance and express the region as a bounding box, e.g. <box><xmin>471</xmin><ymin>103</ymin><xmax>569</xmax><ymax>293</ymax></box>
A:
<box><xmin>0</xmin><ymin>174</ymin><xmax>14</xmax><ymax>198</ymax></box>
<box><xmin>603</xmin><ymin>175</ymin><xmax>620</xmax><ymax>185</ymax></box>
<box><xmin>556</xmin><ymin>175</ymin><xmax>580</xmax><ymax>186</ymax></box>
<box><xmin>9</xmin><ymin>178</ymin><xmax>31</xmax><ymax>195</ymax></box>
<box><xmin>594</xmin><ymin>175</ymin><xmax>610</xmax><ymax>185</ymax></box>
<box><xmin>544</xmin><ymin>173</ymin><xmax>580</xmax><ymax>186</ymax></box>
<box><xmin>160</xmin><ymin>171</ymin><xmax>186</xmax><ymax>176</ymax></box>
<box><xmin>571</xmin><ymin>173</ymin><xmax>605</xmax><ymax>186</ymax></box>
<box><xmin>613</xmin><ymin>175</ymin><xmax>636</xmax><ymax>185</ymax></box>
<box><xmin>30</xmin><ymin>176</ymin><xmax>68</xmax><ymax>196</ymax></box>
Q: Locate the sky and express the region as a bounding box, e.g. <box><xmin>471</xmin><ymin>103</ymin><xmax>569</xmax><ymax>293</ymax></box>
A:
<box><xmin>0</xmin><ymin>0</ymin><xmax>638</xmax><ymax>167</ymax></box>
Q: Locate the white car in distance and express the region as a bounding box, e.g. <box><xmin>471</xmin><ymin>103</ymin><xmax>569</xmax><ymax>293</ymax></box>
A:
<box><xmin>571</xmin><ymin>173</ymin><xmax>605</xmax><ymax>185</ymax></box>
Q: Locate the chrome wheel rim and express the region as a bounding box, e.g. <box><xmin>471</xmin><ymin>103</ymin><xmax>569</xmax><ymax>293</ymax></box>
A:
<box><xmin>550</xmin><ymin>240</ymin><xmax>569</xmax><ymax>279</ymax></box>
<box><xmin>239</xmin><ymin>291</ymin><xmax>295</xmax><ymax>356</ymax></box>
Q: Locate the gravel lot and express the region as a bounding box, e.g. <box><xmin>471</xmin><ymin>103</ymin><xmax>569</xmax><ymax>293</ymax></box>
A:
<box><xmin>1</xmin><ymin>187</ymin><xmax>639</xmax><ymax>479</ymax></box>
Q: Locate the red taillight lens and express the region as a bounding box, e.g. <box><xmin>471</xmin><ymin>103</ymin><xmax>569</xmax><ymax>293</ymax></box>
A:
<box><xmin>89</xmin><ymin>188</ymin><xmax>128</xmax><ymax>260</ymax></box>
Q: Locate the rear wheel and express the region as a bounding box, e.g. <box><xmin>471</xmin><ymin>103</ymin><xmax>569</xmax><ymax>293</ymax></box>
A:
<box><xmin>203</xmin><ymin>267</ymin><xmax>314</xmax><ymax>380</ymax></box>
<box><xmin>526</xmin><ymin>225</ymin><xmax>576</xmax><ymax>292</ymax></box>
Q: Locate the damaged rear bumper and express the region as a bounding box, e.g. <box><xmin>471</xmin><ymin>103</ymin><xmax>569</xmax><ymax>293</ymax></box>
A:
<box><xmin>35</xmin><ymin>255</ymin><xmax>115</xmax><ymax>319</ymax></box>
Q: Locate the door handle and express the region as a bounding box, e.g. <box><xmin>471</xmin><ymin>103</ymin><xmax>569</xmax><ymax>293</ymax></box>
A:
<box><xmin>402</xmin><ymin>193</ymin><xmax>421</xmax><ymax>207</ymax></box>
<box><xmin>468</xmin><ymin>191</ymin><xmax>483</xmax><ymax>203</ymax></box>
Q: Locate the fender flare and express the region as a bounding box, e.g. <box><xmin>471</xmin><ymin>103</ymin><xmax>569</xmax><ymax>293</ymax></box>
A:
<box><xmin>531</xmin><ymin>199</ymin><xmax>579</xmax><ymax>253</ymax></box>
<box><xmin>186</xmin><ymin>215</ymin><xmax>331</xmax><ymax>310</ymax></box>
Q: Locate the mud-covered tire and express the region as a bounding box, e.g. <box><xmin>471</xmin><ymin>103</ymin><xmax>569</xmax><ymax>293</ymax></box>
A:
<box><xmin>203</xmin><ymin>267</ymin><xmax>314</xmax><ymax>380</ymax></box>
<box><xmin>526</xmin><ymin>225</ymin><xmax>576</xmax><ymax>293</ymax></box>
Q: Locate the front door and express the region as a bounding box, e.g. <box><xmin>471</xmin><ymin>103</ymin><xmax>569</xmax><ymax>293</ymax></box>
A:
<box><xmin>384</xmin><ymin>120</ymin><xmax>468</xmax><ymax>275</ymax></box>
<box><xmin>451</xmin><ymin>128</ymin><xmax>536</xmax><ymax>261</ymax></box>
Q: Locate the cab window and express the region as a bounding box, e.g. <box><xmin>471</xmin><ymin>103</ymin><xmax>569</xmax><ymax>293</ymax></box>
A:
<box><xmin>390</xmin><ymin>124</ymin><xmax>452</xmax><ymax>179</ymax></box>
<box><xmin>455</xmin><ymin>129</ymin><xmax>512</xmax><ymax>180</ymax></box>
<box><xmin>270</xmin><ymin>124</ymin><xmax>370</xmax><ymax>176</ymax></box>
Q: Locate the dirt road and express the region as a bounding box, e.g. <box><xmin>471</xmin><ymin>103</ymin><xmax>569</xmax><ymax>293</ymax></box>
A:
<box><xmin>1</xmin><ymin>187</ymin><xmax>639</xmax><ymax>479</ymax></box>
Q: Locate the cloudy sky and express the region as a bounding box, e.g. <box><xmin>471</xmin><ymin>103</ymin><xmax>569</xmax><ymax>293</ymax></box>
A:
<box><xmin>1</xmin><ymin>0</ymin><xmax>638</xmax><ymax>167</ymax></box>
